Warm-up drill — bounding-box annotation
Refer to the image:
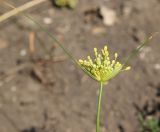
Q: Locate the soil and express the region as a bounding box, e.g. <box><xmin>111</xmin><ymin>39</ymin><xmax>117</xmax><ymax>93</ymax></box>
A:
<box><xmin>0</xmin><ymin>0</ymin><xmax>160</xmax><ymax>132</ymax></box>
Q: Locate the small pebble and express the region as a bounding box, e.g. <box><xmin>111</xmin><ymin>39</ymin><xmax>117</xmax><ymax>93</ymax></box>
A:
<box><xmin>11</xmin><ymin>86</ymin><xmax>17</xmax><ymax>92</ymax></box>
<box><xmin>92</xmin><ymin>27</ymin><xmax>106</xmax><ymax>35</ymax></box>
<box><xmin>139</xmin><ymin>47</ymin><xmax>151</xmax><ymax>60</ymax></box>
<box><xmin>154</xmin><ymin>63</ymin><xmax>160</xmax><ymax>70</ymax></box>
<box><xmin>100</xmin><ymin>6</ymin><xmax>117</xmax><ymax>26</ymax></box>
<box><xmin>124</xmin><ymin>6</ymin><xmax>131</xmax><ymax>16</ymax></box>
<box><xmin>43</xmin><ymin>17</ymin><xmax>52</xmax><ymax>25</ymax></box>
<box><xmin>20</xmin><ymin>49</ymin><xmax>27</xmax><ymax>56</ymax></box>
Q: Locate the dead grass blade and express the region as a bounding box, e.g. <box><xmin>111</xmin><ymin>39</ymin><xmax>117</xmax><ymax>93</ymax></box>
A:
<box><xmin>0</xmin><ymin>0</ymin><xmax>46</xmax><ymax>23</ymax></box>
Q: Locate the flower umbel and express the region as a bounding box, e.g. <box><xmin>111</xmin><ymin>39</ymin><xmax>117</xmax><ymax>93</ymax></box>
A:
<box><xmin>78</xmin><ymin>45</ymin><xmax>130</xmax><ymax>82</ymax></box>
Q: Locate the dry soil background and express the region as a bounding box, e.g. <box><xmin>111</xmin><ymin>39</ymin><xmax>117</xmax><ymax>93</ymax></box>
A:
<box><xmin>0</xmin><ymin>0</ymin><xmax>160</xmax><ymax>132</ymax></box>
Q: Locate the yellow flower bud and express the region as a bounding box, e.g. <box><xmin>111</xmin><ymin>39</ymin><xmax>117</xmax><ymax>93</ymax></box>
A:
<box><xmin>78</xmin><ymin>45</ymin><xmax>130</xmax><ymax>82</ymax></box>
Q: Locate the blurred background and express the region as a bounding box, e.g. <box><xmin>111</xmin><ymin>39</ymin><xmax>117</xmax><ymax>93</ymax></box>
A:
<box><xmin>0</xmin><ymin>0</ymin><xmax>160</xmax><ymax>132</ymax></box>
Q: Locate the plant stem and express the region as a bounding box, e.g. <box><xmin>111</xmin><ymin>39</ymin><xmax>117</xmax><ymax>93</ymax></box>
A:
<box><xmin>96</xmin><ymin>81</ymin><xmax>104</xmax><ymax>132</ymax></box>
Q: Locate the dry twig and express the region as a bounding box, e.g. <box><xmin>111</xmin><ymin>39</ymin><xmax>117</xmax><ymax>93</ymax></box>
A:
<box><xmin>29</xmin><ymin>31</ymin><xmax>35</xmax><ymax>55</ymax></box>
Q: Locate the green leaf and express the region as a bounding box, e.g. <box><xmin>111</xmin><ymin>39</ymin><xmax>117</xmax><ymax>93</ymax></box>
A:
<box><xmin>123</xmin><ymin>32</ymin><xmax>158</xmax><ymax>68</ymax></box>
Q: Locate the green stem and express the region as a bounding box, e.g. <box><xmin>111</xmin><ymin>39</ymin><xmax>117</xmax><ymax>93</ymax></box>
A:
<box><xmin>96</xmin><ymin>82</ymin><xmax>104</xmax><ymax>132</ymax></box>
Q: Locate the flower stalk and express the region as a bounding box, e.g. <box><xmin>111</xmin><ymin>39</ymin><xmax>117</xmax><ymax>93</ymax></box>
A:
<box><xmin>96</xmin><ymin>81</ymin><xmax>104</xmax><ymax>132</ymax></box>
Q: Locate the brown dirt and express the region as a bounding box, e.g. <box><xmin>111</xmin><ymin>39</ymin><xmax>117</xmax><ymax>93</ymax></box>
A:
<box><xmin>0</xmin><ymin>0</ymin><xmax>160</xmax><ymax>132</ymax></box>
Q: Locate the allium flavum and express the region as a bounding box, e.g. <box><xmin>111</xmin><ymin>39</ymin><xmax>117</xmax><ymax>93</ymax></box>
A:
<box><xmin>78</xmin><ymin>45</ymin><xmax>131</xmax><ymax>82</ymax></box>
